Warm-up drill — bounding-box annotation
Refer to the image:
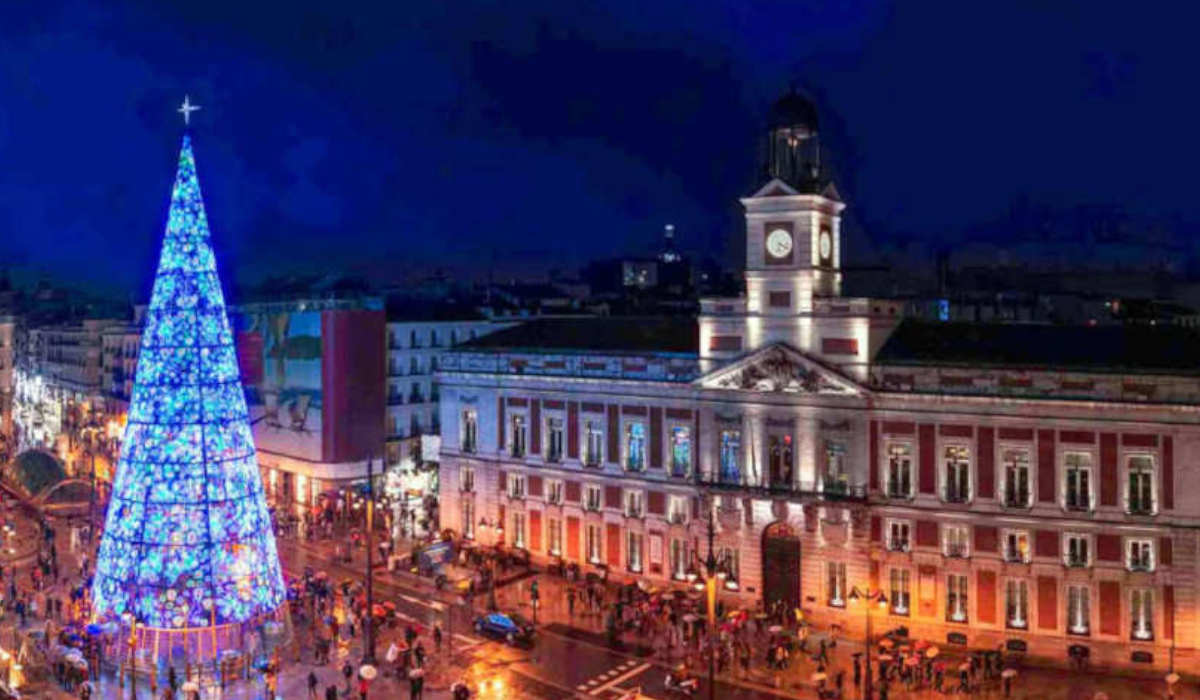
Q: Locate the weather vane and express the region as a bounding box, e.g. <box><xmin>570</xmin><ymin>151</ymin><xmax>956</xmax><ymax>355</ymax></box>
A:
<box><xmin>178</xmin><ymin>95</ymin><xmax>201</xmax><ymax>126</ymax></box>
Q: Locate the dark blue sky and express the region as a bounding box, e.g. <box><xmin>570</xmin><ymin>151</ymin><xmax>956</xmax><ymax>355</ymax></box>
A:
<box><xmin>1</xmin><ymin>1</ymin><xmax>1197</xmax><ymax>296</ymax></box>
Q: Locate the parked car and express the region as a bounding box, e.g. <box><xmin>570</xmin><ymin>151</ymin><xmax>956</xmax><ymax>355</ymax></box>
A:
<box><xmin>473</xmin><ymin>612</ymin><xmax>535</xmax><ymax>646</ymax></box>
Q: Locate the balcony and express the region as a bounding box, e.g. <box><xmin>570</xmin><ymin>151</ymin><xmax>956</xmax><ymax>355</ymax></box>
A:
<box><xmin>1128</xmin><ymin>558</ymin><xmax>1153</xmax><ymax>573</ymax></box>
<box><xmin>1126</xmin><ymin>501</ymin><xmax>1154</xmax><ymax>516</ymax></box>
<box><xmin>408</xmin><ymin>392</ymin><xmax>425</xmax><ymax>404</ymax></box>
<box><xmin>546</xmin><ymin>448</ymin><xmax>563</xmax><ymax>463</ymax></box>
<box><xmin>387</xmin><ymin>395</ymin><xmax>404</xmax><ymax>406</ymax></box>
<box><xmin>669</xmin><ymin>512</ymin><xmax>687</xmax><ymax>525</ymax></box>
<box><xmin>1065</xmin><ymin>494</ymin><xmax>1090</xmax><ymax>512</ymax></box>
<box><xmin>1065</xmin><ymin>555</ymin><xmax>1088</xmax><ymax>568</ymax></box>
<box><xmin>1004</xmin><ymin>550</ymin><xmax>1029</xmax><ymax>565</ymax></box>
<box><xmin>1004</xmin><ymin>491</ymin><xmax>1030</xmax><ymax>509</ymax></box>
<box><xmin>945</xmin><ymin>544</ymin><xmax>968</xmax><ymax>559</ymax></box>
<box><xmin>943</xmin><ymin>487</ymin><xmax>969</xmax><ymax>504</ymax></box>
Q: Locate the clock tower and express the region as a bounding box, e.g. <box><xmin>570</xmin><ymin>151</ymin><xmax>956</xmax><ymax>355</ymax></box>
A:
<box><xmin>700</xmin><ymin>89</ymin><xmax>899</xmax><ymax>379</ymax></box>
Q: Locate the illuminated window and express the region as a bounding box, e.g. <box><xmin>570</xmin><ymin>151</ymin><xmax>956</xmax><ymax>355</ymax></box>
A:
<box><xmin>627</xmin><ymin>532</ymin><xmax>644</xmax><ymax>572</ymax></box>
<box><xmin>1127</xmin><ymin>455</ymin><xmax>1156</xmax><ymax>515</ymax></box>
<box><xmin>1065</xmin><ymin>533</ymin><xmax>1090</xmax><ymax>568</ymax></box>
<box><xmin>1064</xmin><ymin>452</ymin><xmax>1092</xmax><ymax>511</ymax></box>
<box><xmin>510</xmin><ymin>414</ymin><xmax>527</xmax><ymax>458</ymax></box>
<box><xmin>584</xmin><ymin>421</ymin><xmax>604</xmax><ymax>466</ymax></box>
<box><xmin>1006</xmin><ymin>580</ymin><xmax>1029</xmax><ymax>629</ymax></box>
<box><xmin>885</xmin><ymin>443</ymin><xmax>913</xmax><ymax>498</ymax></box>
<box><xmin>826</xmin><ymin>562</ymin><xmax>846</xmax><ymax>607</ymax></box>
<box><xmin>1128</xmin><ymin>539</ymin><xmax>1154</xmax><ymax>572</ymax></box>
<box><xmin>671</xmin><ymin>426</ymin><xmax>691</xmax><ymax>477</ymax></box>
<box><xmin>1003</xmin><ymin>530</ymin><xmax>1030</xmax><ymax>563</ymax></box>
<box><xmin>1002</xmin><ymin>448</ymin><xmax>1031</xmax><ymax>508</ymax></box>
<box><xmin>889</xmin><ymin>568</ymin><xmax>911</xmax><ymax>615</ymax></box>
<box><xmin>947</xmin><ymin>574</ymin><xmax>968</xmax><ymax>623</ymax></box>
<box><xmin>461</xmin><ymin>409</ymin><xmax>477</xmax><ymax>452</ymax></box>
<box><xmin>546</xmin><ymin>418</ymin><xmax>564</xmax><ymax>462</ymax></box>
<box><xmin>1131</xmin><ymin>588</ymin><xmax>1154</xmax><ymax>640</ymax></box>
<box><xmin>824</xmin><ymin>441</ymin><xmax>848</xmax><ymax>495</ymax></box>
<box><xmin>719</xmin><ymin>429</ymin><xmax>741</xmax><ymax>484</ymax></box>
<box><xmin>625</xmin><ymin>422</ymin><xmax>646</xmax><ymax>472</ymax></box>
<box><xmin>1068</xmin><ymin>585</ymin><xmax>1090</xmax><ymax>635</ymax></box>
<box><xmin>943</xmin><ymin>445</ymin><xmax>970</xmax><ymax>503</ymax></box>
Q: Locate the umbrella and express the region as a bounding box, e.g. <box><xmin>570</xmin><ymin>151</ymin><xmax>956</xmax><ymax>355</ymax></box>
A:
<box><xmin>1002</xmin><ymin>669</ymin><xmax>1018</xmax><ymax>679</ymax></box>
<box><xmin>683</xmin><ymin>614</ymin><xmax>698</xmax><ymax>623</ymax></box>
<box><xmin>914</xmin><ymin>640</ymin><xmax>929</xmax><ymax>651</ymax></box>
<box><xmin>905</xmin><ymin>656</ymin><xmax>919</xmax><ymax>667</ymax></box>
<box><xmin>359</xmin><ymin>664</ymin><xmax>378</xmax><ymax>680</ymax></box>
<box><xmin>811</xmin><ymin>672</ymin><xmax>827</xmax><ymax>682</ymax></box>
<box><xmin>925</xmin><ymin>646</ymin><xmax>940</xmax><ymax>659</ymax></box>
<box><xmin>408</xmin><ymin>667</ymin><xmax>426</xmax><ymax>679</ymax></box>
<box><xmin>182</xmin><ymin>681</ymin><xmax>199</xmax><ymax>692</ymax></box>
<box><xmin>1092</xmin><ymin>694</ymin><xmax>1108</xmax><ymax>700</ymax></box>
<box><xmin>85</xmin><ymin>624</ymin><xmax>102</xmax><ymax>636</ymax></box>
<box><xmin>768</xmin><ymin>625</ymin><xmax>783</xmax><ymax>634</ymax></box>
<box><xmin>959</xmin><ymin>662</ymin><xmax>971</xmax><ymax>671</ymax></box>
<box><xmin>1167</xmin><ymin>673</ymin><xmax>1181</xmax><ymax>685</ymax></box>
<box><xmin>878</xmin><ymin>654</ymin><xmax>893</xmax><ymax>662</ymax></box>
<box><xmin>878</xmin><ymin>638</ymin><xmax>894</xmax><ymax>649</ymax></box>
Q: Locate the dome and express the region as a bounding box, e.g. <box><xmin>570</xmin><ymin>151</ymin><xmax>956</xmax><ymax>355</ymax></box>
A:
<box><xmin>769</xmin><ymin>90</ymin><xmax>818</xmax><ymax>131</ymax></box>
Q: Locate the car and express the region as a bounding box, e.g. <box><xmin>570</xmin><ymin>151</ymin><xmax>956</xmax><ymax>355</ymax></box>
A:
<box><xmin>473</xmin><ymin>612</ymin><xmax>535</xmax><ymax>646</ymax></box>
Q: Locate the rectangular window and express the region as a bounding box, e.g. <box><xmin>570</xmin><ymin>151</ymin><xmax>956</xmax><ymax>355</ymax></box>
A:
<box><xmin>586</xmin><ymin>524</ymin><xmax>602</xmax><ymax>563</ymax></box>
<box><xmin>627</xmin><ymin>531</ymin><xmax>644</xmax><ymax>572</ymax></box>
<box><xmin>824</xmin><ymin>441</ymin><xmax>848</xmax><ymax>495</ymax></box>
<box><xmin>510</xmin><ymin>414</ymin><xmax>527</xmax><ymax>458</ymax></box>
<box><xmin>547</xmin><ymin>518</ymin><xmax>563</xmax><ymax>556</ymax></box>
<box><xmin>512</xmin><ymin>512</ymin><xmax>526</xmax><ymax>549</ymax></box>
<box><xmin>1127</xmin><ymin>455</ymin><xmax>1156</xmax><ymax>515</ymax></box>
<box><xmin>670</xmin><ymin>539</ymin><xmax>689</xmax><ymax>580</ymax></box>
<box><xmin>947</xmin><ymin>574</ymin><xmax>968</xmax><ymax>623</ymax></box>
<box><xmin>625</xmin><ymin>422</ymin><xmax>647</xmax><ymax>472</ymax></box>
<box><xmin>887</xmin><ymin>520</ymin><xmax>911</xmax><ymax>552</ymax></box>
<box><xmin>546</xmin><ymin>418</ymin><xmax>564</xmax><ymax>462</ymax></box>
<box><xmin>461</xmin><ymin>409</ymin><xmax>477</xmax><ymax>452</ymax></box>
<box><xmin>507</xmin><ymin>474</ymin><xmax>526</xmax><ymax>499</ymax></box>
<box><xmin>889</xmin><ymin>568</ymin><xmax>911</xmax><ymax>615</ymax></box>
<box><xmin>1064</xmin><ymin>452</ymin><xmax>1092</xmax><ymax>511</ymax></box>
<box><xmin>585</xmin><ymin>420</ymin><xmax>604</xmax><ymax>466</ymax></box>
<box><xmin>1131</xmin><ymin>588</ymin><xmax>1154</xmax><ymax>640</ymax></box>
<box><xmin>1002</xmin><ymin>448</ymin><xmax>1032</xmax><ymax>508</ymax></box>
<box><xmin>1066</xmin><ymin>534</ymin><xmax>1090</xmax><ymax>568</ymax></box>
<box><xmin>462</xmin><ymin>499</ymin><xmax>474</xmax><ymax>540</ymax></box>
<box><xmin>717</xmin><ymin>547</ymin><xmax>740</xmax><ymax>585</ymax></box>
<box><xmin>826</xmin><ymin>562</ymin><xmax>846</xmax><ymax>607</ymax></box>
<box><xmin>625</xmin><ymin>490</ymin><xmax>644</xmax><ymax>518</ymax></box>
<box><xmin>943</xmin><ymin>445</ymin><xmax>971</xmax><ymax>503</ymax></box>
<box><xmin>584</xmin><ymin>485</ymin><xmax>602</xmax><ymax>512</ymax></box>
<box><xmin>546</xmin><ymin>479</ymin><xmax>564</xmax><ymax>505</ymax></box>
<box><xmin>667</xmin><ymin>495</ymin><xmax>688</xmax><ymax>525</ymax></box>
<box><xmin>460</xmin><ymin>466</ymin><xmax>475</xmax><ymax>492</ymax></box>
<box><xmin>767</xmin><ymin>434</ymin><xmax>794</xmax><ymax>489</ymax></box>
<box><xmin>1006</xmin><ymin>580</ymin><xmax>1029</xmax><ymax>629</ymax></box>
<box><xmin>1003</xmin><ymin>530</ymin><xmax>1030</xmax><ymax>563</ymax></box>
<box><xmin>1128</xmin><ymin>539</ymin><xmax>1154</xmax><ymax>572</ymax></box>
<box><xmin>670</xmin><ymin>426</ymin><xmax>692</xmax><ymax>478</ymax></box>
<box><xmin>1068</xmin><ymin>585</ymin><xmax>1090</xmax><ymax>635</ymax></box>
<box><xmin>886</xmin><ymin>443</ymin><xmax>913</xmax><ymax>498</ymax></box>
<box><xmin>768</xmin><ymin>291</ymin><xmax>791</xmax><ymax>308</ymax></box>
<box><xmin>943</xmin><ymin>524</ymin><xmax>969</xmax><ymax>558</ymax></box>
<box><xmin>719</xmin><ymin>429</ymin><xmax>741</xmax><ymax>484</ymax></box>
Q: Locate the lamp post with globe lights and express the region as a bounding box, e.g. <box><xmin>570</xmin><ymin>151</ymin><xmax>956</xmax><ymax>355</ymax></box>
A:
<box><xmin>847</xmin><ymin>585</ymin><xmax>888</xmax><ymax>699</ymax></box>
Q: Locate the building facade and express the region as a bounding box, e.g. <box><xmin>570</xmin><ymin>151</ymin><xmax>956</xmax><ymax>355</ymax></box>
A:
<box><xmin>437</xmin><ymin>94</ymin><xmax>1200</xmax><ymax>673</ymax></box>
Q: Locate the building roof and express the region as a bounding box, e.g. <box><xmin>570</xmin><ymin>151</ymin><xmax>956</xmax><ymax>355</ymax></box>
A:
<box><xmin>457</xmin><ymin>316</ymin><xmax>698</xmax><ymax>355</ymax></box>
<box><xmin>877</xmin><ymin>319</ymin><xmax>1200</xmax><ymax>375</ymax></box>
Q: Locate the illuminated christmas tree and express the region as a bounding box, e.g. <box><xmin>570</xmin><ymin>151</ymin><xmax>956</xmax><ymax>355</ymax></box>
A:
<box><xmin>92</xmin><ymin>134</ymin><xmax>286</xmax><ymax>655</ymax></box>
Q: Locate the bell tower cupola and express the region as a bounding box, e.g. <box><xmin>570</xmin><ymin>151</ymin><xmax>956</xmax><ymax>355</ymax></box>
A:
<box><xmin>766</xmin><ymin>89</ymin><xmax>824</xmax><ymax>193</ymax></box>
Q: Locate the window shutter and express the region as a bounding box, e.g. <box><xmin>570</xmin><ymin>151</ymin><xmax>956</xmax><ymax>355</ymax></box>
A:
<box><xmin>1037</xmin><ymin>576</ymin><xmax>1057</xmax><ymax>631</ymax></box>
<box><xmin>919</xmin><ymin>424</ymin><xmax>936</xmax><ymax>494</ymax></box>
<box><xmin>497</xmin><ymin>504</ymin><xmax>506</xmax><ymax>545</ymax></box>
<box><xmin>1160</xmin><ymin>536</ymin><xmax>1174</xmax><ymax>567</ymax></box>
<box><xmin>565</xmin><ymin>480</ymin><xmax>581</xmax><ymax>503</ymax></box>
<box><xmin>497</xmin><ymin>470</ymin><xmax>506</xmax><ymax>495</ymax></box>
<box><xmin>870</xmin><ymin>516</ymin><xmax>882</xmax><ymax>543</ymax></box>
<box><xmin>977</xmin><ymin>427</ymin><xmax>995</xmax><ymax>499</ymax></box>
<box><xmin>1165</xmin><ymin>586</ymin><xmax>1176</xmax><ymax>639</ymax></box>
<box><xmin>1037</xmin><ymin>429</ymin><xmax>1056</xmax><ymax>503</ymax></box>
<box><xmin>1100</xmin><ymin>433</ymin><xmax>1118</xmax><ymax>507</ymax></box>
<box><xmin>605</xmin><ymin>486</ymin><xmax>622</xmax><ymax>510</ymax></box>
<box><xmin>647</xmin><ymin>491</ymin><xmax>666</xmax><ymax>516</ymax></box>
<box><xmin>567</xmin><ymin>402</ymin><xmax>580</xmax><ymax>459</ymax></box>
<box><xmin>527</xmin><ymin>476</ymin><xmax>543</xmax><ymax>498</ymax></box>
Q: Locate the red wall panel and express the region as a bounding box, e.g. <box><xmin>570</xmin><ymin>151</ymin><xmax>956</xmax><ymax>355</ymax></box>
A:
<box><xmin>1163</xmin><ymin>435</ymin><xmax>1174</xmax><ymax>511</ymax></box>
<box><xmin>565</xmin><ymin>480</ymin><xmax>581</xmax><ymax>503</ymax></box>
<box><xmin>605</xmin><ymin>486</ymin><xmax>622</xmax><ymax>510</ymax></box>
<box><xmin>977</xmin><ymin>427</ymin><xmax>995</xmax><ymax>500</ymax></box>
<box><xmin>1165</xmin><ymin>586</ymin><xmax>1176</xmax><ymax>639</ymax></box>
<box><xmin>1097</xmin><ymin>534</ymin><xmax>1122</xmax><ymax>562</ymax></box>
<box><xmin>1037</xmin><ymin>576</ymin><xmax>1057</xmax><ymax>631</ymax></box>
<box><xmin>1122</xmin><ymin>433</ymin><xmax>1158</xmax><ymax>448</ymax></box>
<box><xmin>1161</xmin><ymin>536</ymin><xmax>1174</xmax><ymax>567</ymax></box>
<box><xmin>606</xmin><ymin>523</ymin><xmax>622</xmax><ymax>567</ymax></box>
<box><xmin>530</xmin><ymin>399</ymin><xmax>541</xmax><ymax>455</ymax></box>
<box><xmin>647</xmin><ymin>491</ymin><xmax>665</xmax><ymax>515</ymax></box>
<box><xmin>528</xmin><ymin>475</ymin><xmax>543</xmax><ymax>498</ymax></box>
<box><xmin>567</xmin><ymin>402</ymin><xmax>579</xmax><ymax>459</ymax></box>
<box><xmin>1100</xmin><ymin>433</ymin><xmax>1118</xmax><ymax>507</ymax></box>
<box><xmin>870</xmin><ymin>516</ymin><xmax>881</xmax><ymax>543</ymax></box>
<box><xmin>321</xmin><ymin>310</ymin><xmax>386</xmax><ymax>463</ymax></box>
<box><xmin>939</xmin><ymin>424</ymin><xmax>973</xmax><ymax>438</ymax></box>
<box><xmin>529</xmin><ymin>510</ymin><xmax>542</xmax><ymax>552</ymax></box>
<box><xmin>1059</xmin><ymin>430</ymin><xmax>1095</xmax><ymax>444</ymax></box>
<box><xmin>869</xmin><ymin>420</ymin><xmax>880</xmax><ymax>492</ymax></box>
<box><xmin>649</xmin><ymin>407</ymin><xmax>663</xmax><ymax>469</ymax></box>
<box><xmin>974</xmin><ymin>526</ymin><xmax>998</xmax><ymax>553</ymax></box>
<box><xmin>566</xmin><ymin>517</ymin><xmax>580</xmax><ymax>560</ymax></box>
<box><xmin>498</xmin><ymin>397</ymin><xmax>506</xmax><ymax>451</ymax></box>
<box><xmin>919</xmin><ymin>424</ymin><xmax>936</xmax><ymax>495</ymax></box>
<box><xmin>916</xmin><ymin>520</ymin><xmax>939</xmax><ymax>548</ymax></box>
<box><xmin>1035</xmin><ymin>530</ymin><xmax>1059</xmax><ymax>558</ymax></box>
<box><xmin>1099</xmin><ymin>581</ymin><xmax>1121</xmax><ymax>636</ymax></box>
<box><xmin>607</xmin><ymin>405</ymin><xmax>620</xmax><ymax>464</ymax></box>
<box><xmin>882</xmin><ymin>421</ymin><xmax>915</xmax><ymax>435</ymax></box>
<box><xmin>977</xmin><ymin>571</ymin><xmax>997</xmax><ymax>625</ymax></box>
<box><xmin>1037</xmin><ymin>429</ymin><xmax>1056</xmax><ymax>503</ymax></box>
<box><xmin>998</xmin><ymin>427</ymin><xmax>1033</xmax><ymax>441</ymax></box>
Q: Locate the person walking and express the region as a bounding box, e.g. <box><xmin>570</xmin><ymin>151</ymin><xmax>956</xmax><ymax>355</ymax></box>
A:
<box><xmin>567</xmin><ymin>587</ymin><xmax>576</xmax><ymax>620</ymax></box>
<box><xmin>433</xmin><ymin>623</ymin><xmax>443</xmax><ymax>652</ymax></box>
<box><xmin>307</xmin><ymin>671</ymin><xmax>320</xmax><ymax>699</ymax></box>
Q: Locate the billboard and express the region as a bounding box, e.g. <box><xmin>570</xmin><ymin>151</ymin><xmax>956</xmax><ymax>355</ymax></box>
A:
<box><xmin>233</xmin><ymin>309</ymin><xmax>324</xmax><ymax>462</ymax></box>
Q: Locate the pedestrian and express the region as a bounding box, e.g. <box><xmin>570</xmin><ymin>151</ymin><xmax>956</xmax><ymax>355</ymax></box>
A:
<box><xmin>567</xmin><ymin>587</ymin><xmax>576</xmax><ymax>619</ymax></box>
<box><xmin>325</xmin><ymin>685</ymin><xmax>337</xmax><ymax>700</ymax></box>
<box><xmin>433</xmin><ymin>623</ymin><xmax>443</xmax><ymax>651</ymax></box>
<box><xmin>342</xmin><ymin>662</ymin><xmax>353</xmax><ymax>695</ymax></box>
<box><xmin>409</xmin><ymin>670</ymin><xmax>424</xmax><ymax>700</ymax></box>
<box><xmin>308</xmin><ymin>671</ymin><xmax>319</xmax><ymax>699</ymax></box>
<box><xmin>853</xmin><ymin>653</ymin><xmax>862</xmax><ymax>689</ymax></box>
<box><xmin>817</xmin><ymin>638</ymin><xmax>829</xmax><ymax>665</ymax></box>
<box><xmin>358</xmin><ymin>676</ymin><xmax>369</xmax><ymax>700</ymax></box>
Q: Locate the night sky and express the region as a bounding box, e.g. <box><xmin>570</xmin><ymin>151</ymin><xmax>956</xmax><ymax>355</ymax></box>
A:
<box><xmin>1</xmin><ymin>1</ymin><xmax>1197</xmax><ymax>297</ymax></box>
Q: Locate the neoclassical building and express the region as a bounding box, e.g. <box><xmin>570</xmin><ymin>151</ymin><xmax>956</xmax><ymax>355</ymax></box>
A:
<box><xmin>437</xmin><ymin>92</ymin><xmax>1200</xmax><ymax>673</ymax></box>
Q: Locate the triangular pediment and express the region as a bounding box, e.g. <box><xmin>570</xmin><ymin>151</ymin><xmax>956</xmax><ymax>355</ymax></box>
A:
<box><xmin>750</xmin><ymin>178</ymin><xmax>800</xmax><ymax>198</ymax></box>
<box><xmin>697</xmin><ymin>343</ymin><xmax>866</xmax><ymax>396</ymax></box>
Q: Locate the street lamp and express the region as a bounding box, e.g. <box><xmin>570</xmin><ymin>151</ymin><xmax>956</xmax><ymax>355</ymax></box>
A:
<box><xmin>847</xmin><ymin>585</ymin><xmax>888</xmax><ymax>699</ymax></box>
<box><xmin>477</xmin><ymin>517</ymin><xmax>502</xmax><ymax>610</ymax></box>
<box><xmin>694</xmin><ymin>493</ymin><xmax>735</xmax><ymax>700</ymax></box>
<box><xmin>362</xmin><ymin>454</ymin><xmax>377</xmax><ymax>665</ymax></box>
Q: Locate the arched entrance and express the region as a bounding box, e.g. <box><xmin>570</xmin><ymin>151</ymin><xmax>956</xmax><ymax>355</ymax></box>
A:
<box><xmin>761</xmin><ymin>521</ymin><xmax>801</xmax><ymax>613</ymax></box>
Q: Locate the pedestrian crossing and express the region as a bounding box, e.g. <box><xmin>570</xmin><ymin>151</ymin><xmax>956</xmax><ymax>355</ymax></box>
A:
<box><xmin>575</xmin><ymin>659</ymin><xmax>651</xmax><ymax>695</ymax></box>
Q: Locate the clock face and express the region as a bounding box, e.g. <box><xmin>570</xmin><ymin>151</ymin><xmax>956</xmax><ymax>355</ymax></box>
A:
<box><xmin>766</xmin><ymin>228</ymin><xmax>793</xmax><ymax>259</ymax></box>
<box><xmin>819</xmin><ymin>230</ymin><xmax>832</xmax><ymax>261</ymax></box>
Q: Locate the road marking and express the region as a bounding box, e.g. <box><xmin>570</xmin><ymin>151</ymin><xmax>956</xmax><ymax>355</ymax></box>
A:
<box><xmin>590</xmin><ymin>663</ymin><xmax>651</xmax><ymax>696</ymax></box>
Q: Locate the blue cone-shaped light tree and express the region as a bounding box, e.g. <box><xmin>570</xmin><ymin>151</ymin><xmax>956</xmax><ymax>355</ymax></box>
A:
<box><xmin>92</xmin><ymin>135</ymin><xmax>286</xmax><ymax>639</ymax></box>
